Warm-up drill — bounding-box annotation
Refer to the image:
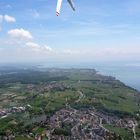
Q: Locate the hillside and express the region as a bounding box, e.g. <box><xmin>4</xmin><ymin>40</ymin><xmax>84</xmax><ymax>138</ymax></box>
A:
<box><xmin>0</xmin><ymin>68</ymin><xmax>140</xmax><ymax>140</ymax></box>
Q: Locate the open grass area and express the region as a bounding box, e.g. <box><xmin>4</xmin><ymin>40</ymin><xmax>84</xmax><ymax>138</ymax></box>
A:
<box><xmin>103</xmin><ymin>124</ymin><xmax>132</xmax><ymax>139</ymax></box>
<box><xmin>15</xmin><ymin>136</ymin><xmax>34</xmax><ymax>140</ymax></box>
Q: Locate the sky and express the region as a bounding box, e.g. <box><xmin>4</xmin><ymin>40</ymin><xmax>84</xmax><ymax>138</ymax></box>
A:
<box><xmin>0</xmin><ymin>0</ymin><xmax>140</xmax><ymax>64</ymax></box>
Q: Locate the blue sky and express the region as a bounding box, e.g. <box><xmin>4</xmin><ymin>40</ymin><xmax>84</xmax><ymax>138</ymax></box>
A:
<box><xmin>0</xmin><ymin>0</ymin><xmax>140</xmax><ymax>63</ymax></box>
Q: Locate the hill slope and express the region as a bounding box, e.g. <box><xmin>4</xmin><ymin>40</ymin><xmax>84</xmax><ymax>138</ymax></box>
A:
<box><xmin>0</xmin><ymin>68</ymin><xmax>140</xmax><ymax>140</ymax></box>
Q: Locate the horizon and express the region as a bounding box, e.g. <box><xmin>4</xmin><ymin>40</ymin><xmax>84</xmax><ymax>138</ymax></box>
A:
<box><xmin>0</xmin><ymin>61</ymin><xmax>140</xmax><ymax>91</ymax></box>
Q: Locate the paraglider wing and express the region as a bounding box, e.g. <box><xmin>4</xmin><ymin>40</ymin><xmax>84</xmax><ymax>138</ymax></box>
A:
<box><xmin>67</xmin><ymin>0</ymin><xmax>75</xmax><ymax>11</ymax></box>
<box><xmin>56</xmin><ymin>0</ymin><xmax>63</xmax><ymax>16</ymax></box>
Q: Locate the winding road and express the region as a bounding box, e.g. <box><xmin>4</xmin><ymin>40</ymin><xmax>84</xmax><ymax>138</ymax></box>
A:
<box><xmin>132</xmin><ymin>122</ymin><xmax>137</xmax><ymax>140</ymax></box>
<box><xmin>75</xmin><ymin>90</ymin><xmax>85</xmax><ymax>103</ymax></box>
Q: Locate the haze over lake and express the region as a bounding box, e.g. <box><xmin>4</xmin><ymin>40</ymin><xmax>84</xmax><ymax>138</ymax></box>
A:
<box><xmin>94</xmin><ymin>63</ymin><xmax>140</xmax><ymax>91</ymax></box>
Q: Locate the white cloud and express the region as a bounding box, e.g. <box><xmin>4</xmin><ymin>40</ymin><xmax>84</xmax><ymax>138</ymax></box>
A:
<box><xmin>1</xmin><ymin>44</ymin><xmax>140</xmax><ymax>63</ymax></box>
<box><xmin>26</xmin><ymin>42</ymin><xmax>53</xmax><ymax>52</ymax></box>
<box><xmin>26</xmin><ymin>42</ymin><xmax>40</xmax><ymax>49</ymax></box>
<box><xmin>4</xmin><ymin>15</ymin><xmax>16</xmax><ymax>22</ymax></box>
<box><xmin>0</xmin><ymin>15</ymin><xmax>16</xmax><ymax>31</ymax></box>
<box><xmin>44</xmin><ymin>46</ymin><xmax>53</xmax><ymax>52</ymax></box>
<box><xmin>0</xmin><ymin>15</ymin><xmax>16</xmax><ymax>23</ymax></box>
<box><xmin>8</xmin><ymin>28</ymin><xmax>33</xmax><ymax>40</ymax></box>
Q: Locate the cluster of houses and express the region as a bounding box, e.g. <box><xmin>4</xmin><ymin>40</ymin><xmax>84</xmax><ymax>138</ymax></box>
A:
<box><xmin>0</xmin><ymin>105</ymin><xmax>138</xmax><ymax>140</ymax></box>
<box><xmin>43</xmin><ymin>108</ymin><xmax>128</xmax><ymax>140</ymax></box>
<box><xmin>0</xmin><ymin>106</ymin><xmax>26</xmax><ymax>119</ymax></box>
<box><xmin>27</xmin><ymin>82</ymin><xmax>70</xmax><ymax>93</ymax></box>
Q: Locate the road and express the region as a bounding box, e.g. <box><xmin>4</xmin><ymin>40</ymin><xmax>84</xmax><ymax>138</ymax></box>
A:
<box><xmin>75</xmin><ymin>90</ymin><xmax>85</xmax><ymax>103</ymax></box>
<box><xmin>99</xmin><ymin>118</ymin><xmax>109</xmax><ymax>132</ymax></box>
<box><xmin>132</xmin><ymin>122</ymin><xmax>137</xmax><ymax>140</ymax></box>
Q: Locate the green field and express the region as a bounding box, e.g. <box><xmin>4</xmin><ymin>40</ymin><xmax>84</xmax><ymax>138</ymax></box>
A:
<box><xmin>0</xmin><ymin>68</ymin><xmax>140</xmax><ymax>139</ymax></box>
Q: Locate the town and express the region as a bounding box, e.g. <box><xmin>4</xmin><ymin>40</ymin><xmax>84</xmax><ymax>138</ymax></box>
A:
<box><xmin>0</xmin><ymin>68</ymin><xmax>140</xmax><ymax>140</ymax></box>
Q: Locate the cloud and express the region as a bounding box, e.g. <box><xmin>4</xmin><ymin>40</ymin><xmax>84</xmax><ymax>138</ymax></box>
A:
<box><xmin>0</xmin><ymin>15</ymin><xmax>16</xmax><ymax>23</ymax></box>
<box><xmin>44</xmin><ymin>46</ymin><xmax>53</xmax><ymax>52</ymax></box>
<box><xmin>25</xmin><ymin>42</ymin><xmax>52</xmax><ymax>52</ymax></box>
<box><xmin>8</xmin><ymin>28</ymin><xmax>33</xmax><ymax>40</ymax></box>
<box><xmin>4</xmin><ymin>15</ymin><xmax>16</xmax><ymax>22</ymax></box>
<box><xmin>0</xmin><ymin>15</ymin><xmax>16</xmax><ymax>31</ymax></box>
<box><xmin>26</xmin><ymin>42</ymin><xmax>40</xmax><ymax>51</ymax></box>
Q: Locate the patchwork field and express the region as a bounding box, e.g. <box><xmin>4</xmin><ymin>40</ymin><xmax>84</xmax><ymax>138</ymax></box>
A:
<box><xmin>0</xmin><ymin>68</ymin><xmax>140</xmax><ymax>140</ymax></box>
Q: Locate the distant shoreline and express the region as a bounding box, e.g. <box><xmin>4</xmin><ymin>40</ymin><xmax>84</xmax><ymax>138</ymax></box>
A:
<box><xmin>0</xmin><ymin>63</ymin><xmax>139</xmax><ymax>92</ymax></box>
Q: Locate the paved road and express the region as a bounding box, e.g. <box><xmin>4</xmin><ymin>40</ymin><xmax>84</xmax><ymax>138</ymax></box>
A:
<box><xmin>132</xmin><ymin>122</ymin><xmax>137</xmax><ymax>140</ymax></box>
<box><xmin>75</xmin><ymin>90</ymin><xmax>85</xmax><ymax>103</ymax></box>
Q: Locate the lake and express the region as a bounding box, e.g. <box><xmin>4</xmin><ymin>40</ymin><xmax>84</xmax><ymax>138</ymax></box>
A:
<box><xmin>95</xmin><ymin>65</ymin><xmax>140</xmax><ymax>92</ymax></box>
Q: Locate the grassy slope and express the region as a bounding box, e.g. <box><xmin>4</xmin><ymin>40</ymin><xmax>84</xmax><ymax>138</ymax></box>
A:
<box><xmin>0</xmin><ymin>69</ymin><xmax>140</xmax><ymax>138</ymax></box>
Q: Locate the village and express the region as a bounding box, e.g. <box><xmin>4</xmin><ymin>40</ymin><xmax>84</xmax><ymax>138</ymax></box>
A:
<box><xmin>44</xmin><ymin>107</ymin><xmax>137</xmax><ymax>140</ymax></box>
<box><xmin>0</xmin><ymin>69</ymin><xmax>140</xmax><ymax>140</ymax></box>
